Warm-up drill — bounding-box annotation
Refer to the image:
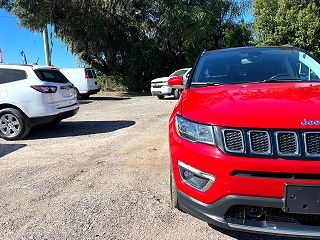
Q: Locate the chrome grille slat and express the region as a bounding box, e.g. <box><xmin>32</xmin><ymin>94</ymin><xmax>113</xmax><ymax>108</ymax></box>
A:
<box><xmin>305</xmin><ymin>132</ymin><xmax>320</xmax><ymax>156</ymax></box>
<box><xmin>276</xmin><ymin>132</ymin><xmax>299</xmax><ymax>156</ymax></box>
<box><xmin>249</xmin><ymin>131</ymin><xmax>271</xmax><ymax>154</ymax></box>
<box><xmin>223</xmin><ymin>129</ymin><xmax>244</xmax><ymax>153</ymax></box>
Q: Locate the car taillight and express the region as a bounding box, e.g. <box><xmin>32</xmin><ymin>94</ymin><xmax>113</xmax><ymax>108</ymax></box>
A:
<box><xmin>31</xmin><ymin>85</ymin><xmax>57</xmax><ymax>93</ymax></box>
<box><xmin>85</xmin><ymin>73</ymin><xmax>89</xmax><ymax>78</ymax></box>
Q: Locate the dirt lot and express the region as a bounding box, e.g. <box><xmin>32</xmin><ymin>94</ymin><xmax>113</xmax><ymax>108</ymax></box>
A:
<box><xmin>0</xmin><ymin>94</ymin><xmax>301</xmax><ymax>240</ymax></box>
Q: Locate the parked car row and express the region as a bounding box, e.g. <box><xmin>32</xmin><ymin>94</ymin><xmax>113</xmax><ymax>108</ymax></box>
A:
<box><xmin>4</xmin><ymin>46</ymin><xmax>320</xmax><ymax>239</ymax></box>
<box><xmin>0</xmin><ymin>64</ymin><xmax>100</xmax><ymax>140</ymax></box>
<box><xmin>0</xmin><ymin>63</ymin><xmax>190</xmax><ymax>141</ymax></box>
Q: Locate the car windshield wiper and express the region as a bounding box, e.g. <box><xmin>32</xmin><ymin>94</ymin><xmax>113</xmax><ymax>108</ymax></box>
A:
<box><xmin>259</xmin><ymin>78</ymin><xmax>302</xmax><ymax>83</ymax></box>
<box><xmin>191</xmin><ymin>82</ymin><xmax>224</xmax><ymax>87</ymax></box>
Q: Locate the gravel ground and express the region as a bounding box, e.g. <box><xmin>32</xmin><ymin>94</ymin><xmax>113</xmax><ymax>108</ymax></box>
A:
<box><xmin>0</xmin><ymin>93</ymin><xmax>305</xmax><ymax>240</ymax></box>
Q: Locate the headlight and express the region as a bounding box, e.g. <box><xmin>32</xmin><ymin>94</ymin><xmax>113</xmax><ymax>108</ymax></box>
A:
<box><xmin>175</xmin><ymin>115</ymin><xmax>215</xmax><ymax>145</ymax></box>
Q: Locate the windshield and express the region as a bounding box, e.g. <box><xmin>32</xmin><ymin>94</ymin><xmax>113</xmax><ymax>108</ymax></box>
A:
<box><xmin>191</xmin><ymin>48</ymin><xmax>320</xmax><ymax>86</ymax></box>
<box><xmin>170</xmin><ymin>69</ymin><xmax>188</xmax><ymax>77</ymax></box>
<box><xmin>34</xmin><ymin>69</ymin><xmax>70</xmax><ymax>84</ymax></box>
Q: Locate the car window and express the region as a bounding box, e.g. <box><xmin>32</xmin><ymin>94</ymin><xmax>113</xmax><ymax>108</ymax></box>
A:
<box><xmin>34</xmin><ymin>69</ymin><xmax>69</xmax><ymax>83</ymax></box>
<box><xmin>191</xmin><ymin>48</ymin><xmax>320</xmax><ymax>85</ymax></box>
<box><xmin>296</xmin><ymin>54</ymin><xmax>320</xmax><ymax>81</ymax></box>
<box><xmin>86</xmin><ymin>69</ymin><xmax>94</xmax><ymax>78</ymax></box>
<box><xmin>170</xmin><ymin>70</ymin><xmax>188</xmax><ymax>77</ymax></box>
<box><xmin>0</xmin><ymin>68</ymin><xmax>27</xmax><ymax>84</ymax></box>
<box><xmin>92</xmin><ymin>70</ymin><xmax>97</xmax><ymax>79</ymax></box>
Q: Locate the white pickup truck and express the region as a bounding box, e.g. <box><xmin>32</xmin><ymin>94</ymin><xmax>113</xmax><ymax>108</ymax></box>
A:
<box><xmin>151</xmin><ymin>68</ymin><xmax>191</xmax><ymax>99</ymax></box>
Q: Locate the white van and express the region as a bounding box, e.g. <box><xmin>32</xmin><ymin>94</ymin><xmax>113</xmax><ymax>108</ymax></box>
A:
<box><xmin>60</xmin><ymin>68</ymin><xmax>100</xmax><ymax>99</ymax></box>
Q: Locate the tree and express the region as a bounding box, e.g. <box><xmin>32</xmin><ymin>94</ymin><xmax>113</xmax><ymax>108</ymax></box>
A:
<box><xmin>253</xmin><ymin>0</ymin><xmax>320</xmax><ymax>56</ymax></box>
<box><xmin>2</xmin><ymin>0</ymin><xmax>252</xmax><ymax>91</ymax></box>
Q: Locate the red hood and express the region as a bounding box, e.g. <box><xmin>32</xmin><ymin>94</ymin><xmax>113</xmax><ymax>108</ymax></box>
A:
<box><xmin>181</xmin><ymin>82</ymin><xmax>320</xmax><ymax>129</ymax></box>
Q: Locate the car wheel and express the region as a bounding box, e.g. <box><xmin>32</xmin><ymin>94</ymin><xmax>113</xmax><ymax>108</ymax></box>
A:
<box><xmin>0</xmin><ymin>108</ymin><xmax>30</xmax><ymax>141</ymax></box>
<box><xmin>173</xmin><ymin>89</ymin><xmax>180</xmax><ymax>99</ymax></box>
<box><xmin>157</xmin><ymin>95</ymin><xmax>165</xmax><ymax>100</ymax></box>
<box><xmin>170</xmin><ymin>164</ymin><xmax>180</xmax><ymax>210</ymax></box>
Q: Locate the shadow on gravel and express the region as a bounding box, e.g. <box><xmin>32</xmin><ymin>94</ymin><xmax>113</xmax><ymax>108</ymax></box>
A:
<box><xmin>79</xmin><ymin>100</ymin><xmax>94</xmax><ymax>105</ymax></box>
<box><xmin>210</xmin><ymin>225</ymin><xmax>305</xmax><ymax>240</ymax></box>
<box><xmin>27</xmin><ymin>120</ymin><xmax>136</xmax><ymax>140</ymax></box>
<box><xmin>89</xmin><ymin>96</ymin><xmax>131</xmax><ymax>101</ymax></box>
<box><xmin>161</xmin><ymin>97</ymin><xmax>178</xmax><ymax>101</ymax></box>
<box><xmin>0</xmin><ymin>144</ymin><xmax>27</xmax><ymax>157</ymax></box>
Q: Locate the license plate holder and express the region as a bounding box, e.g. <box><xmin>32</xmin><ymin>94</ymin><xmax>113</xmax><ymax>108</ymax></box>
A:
<box><xmin>284</xmin><ymin>185</ymin><xmax>320</xmax><ymax>215</ymax></box>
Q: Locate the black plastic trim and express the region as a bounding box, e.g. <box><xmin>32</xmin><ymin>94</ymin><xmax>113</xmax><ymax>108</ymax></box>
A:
<box><xmin>177</xmin><ymin>190</ymin><xmax>282</xmax><ymax>225</ymax></box>
<box><xmin>29</xmin><ymin>108</ymin><xmax>79</xmax><ymax>127</ymax></box>
<box><xmin>231</xmin><ymin>170</ymin><xmax>320</xmax><ymax>181</ymax></box>
<box><xmin>177</xmin><ymin>190</ymin><xmax>320</xmax><ymax>238</ymax></box>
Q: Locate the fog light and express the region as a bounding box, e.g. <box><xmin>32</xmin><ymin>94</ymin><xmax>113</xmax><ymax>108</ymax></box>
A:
<box><xmin>178</xmin><ymin>161</ymin><xmax>215</xmax><ymax>192</ymax></box>
<box><xmin>183</xmin><ymin>170</ymin><xmax>194</xmax><ymax>179</ymax></box>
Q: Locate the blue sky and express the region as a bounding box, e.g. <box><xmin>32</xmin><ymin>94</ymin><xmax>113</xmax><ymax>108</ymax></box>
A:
<box><xmin>0</xmin><ymin>9</ymin><xmax>79</xmax><ymax>68</ymax></box>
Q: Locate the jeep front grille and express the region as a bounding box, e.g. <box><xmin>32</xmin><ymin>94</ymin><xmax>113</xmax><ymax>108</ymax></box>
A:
<box><xmin>305</xmin><ymin>132</ymin><xmax>320</xmax><ymax>156</ymax></box>
<box><xmin>225</xmin><ymin>205</ymin><xmax>320</xmax><ymax>226</ymax></box>
<box><xmin>222</xmin><ymin>129</ymin><xmax>244</xmax><ymax>153</ymax></box>
<box><xmin>276</xmin><ymin>132</ymin><xmax>299</xmax><ymax>156</ymax></box>
<box><xmin>249</xmin><ymin>131</ymin><xmax>271</xmax><ymax>154</ymax></box>
<box><xmin>220</xmin><ymin>128</ymin><xmax>320</xmax><ymax>159</ymax></box>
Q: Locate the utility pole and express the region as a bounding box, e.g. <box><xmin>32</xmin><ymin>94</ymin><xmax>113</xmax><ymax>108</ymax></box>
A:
<box><xmin>43</xmin><ymin>26</ymin><xmax>51</xmax><ymax>66</ymax></box>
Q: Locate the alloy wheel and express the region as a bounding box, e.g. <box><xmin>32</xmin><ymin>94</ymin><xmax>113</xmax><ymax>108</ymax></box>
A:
<box><xmin>0</xmin><ymin>114</ymin><xmax>21</xmax><ymax>137</ymax></box>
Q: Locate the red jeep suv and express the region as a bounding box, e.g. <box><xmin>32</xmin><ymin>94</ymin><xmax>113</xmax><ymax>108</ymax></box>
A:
<box><xmin>169</xmin><ymin>46</ymin><xmax>320</xmax><ymax>238</ymax></box>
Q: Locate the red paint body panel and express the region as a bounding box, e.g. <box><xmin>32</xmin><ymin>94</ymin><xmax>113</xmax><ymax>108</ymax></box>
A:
<box><xmin>169</xmin><ymin>83</ymin><xmax>320</xmax><ymax>205</ymax></box>
<box><xmin>181</xmin><ymin>83</ymin><xmax>320</xmax><ymax>129</ymax></box>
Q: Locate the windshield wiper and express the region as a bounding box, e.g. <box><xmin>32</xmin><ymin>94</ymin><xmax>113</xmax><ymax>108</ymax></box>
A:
<box><xmin>260</xmin><ymin>78</ymin><xmax>302</xmax><ymax>83</ymax></box>
<box><xmin>191</xmin><ymin>82</ymin><xmax>223</xmax><ymax>87</ymax></box>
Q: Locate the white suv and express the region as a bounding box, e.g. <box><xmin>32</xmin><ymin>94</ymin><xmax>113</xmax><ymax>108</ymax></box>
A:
<box><xmin>0</xmin><ymin>64</ymin><xmax>79</xmax><ymax>140</ymax></box>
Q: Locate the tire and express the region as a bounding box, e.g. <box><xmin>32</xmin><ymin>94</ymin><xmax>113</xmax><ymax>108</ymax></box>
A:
<box><xmin>0</xmin><ymin>108</ymin><xmax>30</xmax><ymax>141</ymax></box>
<box><xmin>170</xmin><ymin>164</ymin><xmax>180</xmax><ymax>210</ymax></box>
<box><xmin>80</xmin><ymin>94</ymin><xmax>90</xmax><ymax>100</ymax></box>
<box><xmin>173</xmin><ymin>89</ymin><xmax>181</xmax><ymax>99</ymax></box>
<box><xmin>75</xmin><ymin>88</ymin><xmax>81</xmax><ymax>100</ymax></box>
<box><xmin>157</xmin><ymin>95</ymin><xmax>165</xmax><ymax>100</ymax></box>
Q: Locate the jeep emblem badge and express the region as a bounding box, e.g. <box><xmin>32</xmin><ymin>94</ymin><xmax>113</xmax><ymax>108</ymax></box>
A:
<box><xmin>301</xmin><ymin>119</ymin><xmax>320</xmax><ymax>126</ymax></box>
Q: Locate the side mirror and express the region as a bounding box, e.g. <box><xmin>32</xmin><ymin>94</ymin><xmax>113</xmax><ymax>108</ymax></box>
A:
<box><xmin>168</xmin><ymin>76</ymin><xmax>184</xmax><ymax>88</ymax></box>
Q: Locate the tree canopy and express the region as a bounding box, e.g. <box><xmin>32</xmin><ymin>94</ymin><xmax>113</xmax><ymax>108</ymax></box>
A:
<box><xmin>2</xmin><ymin>0</ymin><xmax>252</xmax><ymax>91</ymax></box>
<box><xmin>253</xmin><ymin>0</ymin><xmax>320</xmax><ymax>56</ymax></box>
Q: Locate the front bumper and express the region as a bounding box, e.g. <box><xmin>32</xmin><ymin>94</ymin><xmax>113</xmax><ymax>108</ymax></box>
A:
<box><xmin>151</xmin><ymin>86</ymin><xmax>173</xmax><ymax>96</ymax></box>
<box><xmin>178</xmin><ymin>190</ymin><xmax>320</xmax><ymax>238</ymax></box>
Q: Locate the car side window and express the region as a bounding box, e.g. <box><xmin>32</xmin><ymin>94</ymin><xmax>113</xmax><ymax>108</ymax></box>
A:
<box><xmin>298</xmin><ymin>62</ymin><xmax>320</xmax><ymax>81</ymax></box>
<box><xmin>86</xmin><ymin>69</ymin><xmax>94</xmax><ymax>78</ymax></box>
<box><xmin>0</xmin><ymin>68</ymin><xmax>27</xmax><ymax>84</ymax></box>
